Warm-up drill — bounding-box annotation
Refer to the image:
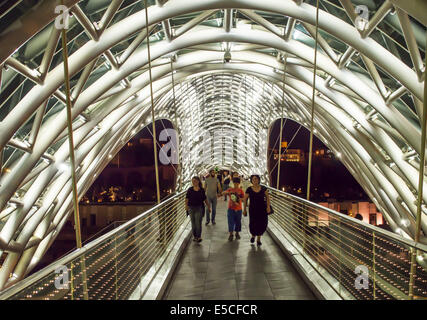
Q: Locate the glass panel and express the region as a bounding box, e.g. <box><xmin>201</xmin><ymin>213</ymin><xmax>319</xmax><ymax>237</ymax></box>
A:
<box><xmin>42</xmin><ymin>97</ymin><xmax>64</xmax><ymax>126</ymax></box>
<box><xmin>0</xmin><ymin>76</ymin><xmax>36</xmax><ymax>122</ymax></box>
<box><xmin>14</xmin><ymin>113</ymin><xmax>36</xmax><ymax>142</ymax></box>
<box><xmin>2</xmin><ymin>147</ymin><xmax>25</xmax><ymax>171</ymax></box>
<box><xmin>319</xmin><ymin>0</ymin><xmax>353</xmax><ymax>26</ymax></box>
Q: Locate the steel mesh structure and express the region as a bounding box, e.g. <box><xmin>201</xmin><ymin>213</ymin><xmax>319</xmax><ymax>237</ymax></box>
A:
<box><xmin>0</xmin><ymin>0</ymin><xmax>426</xmax><ymax>290</ymax></box>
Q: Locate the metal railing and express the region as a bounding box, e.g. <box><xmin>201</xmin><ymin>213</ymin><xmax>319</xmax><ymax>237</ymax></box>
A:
<box><xmin>0</xmin><ymin>191</ymin><xmax>187</xmax><ymax>300</ymax></box>
<box><xmin>267</xmin><ymin>186</ymin><xmax>427</xmax><ymax>300</ymax></box>
<box><xmin>2</xmin><ymin>184</ymin><xmax>426</xmax><ymax>300</ymax></box>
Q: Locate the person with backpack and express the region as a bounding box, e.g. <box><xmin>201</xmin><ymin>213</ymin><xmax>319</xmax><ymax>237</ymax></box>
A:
<box><xmin>243</xmin><ymin>175</ymin><xmax>271</xmax><ymax>246</ymax></box>
<box><xmin>185</xmin><ymin>176</ymin><xmax>211</xmax><ymax>243</ymax></box>
<box><xmin>221</xmin><ymin>177</ymin><xmax>245</xmax><ymax>241</ymax></box>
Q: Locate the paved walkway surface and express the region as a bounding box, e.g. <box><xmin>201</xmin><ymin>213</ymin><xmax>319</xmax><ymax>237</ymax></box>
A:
<box><xmin>164</xmin><ymin>199</ymin><xmax>316</xmax><ymax>300</ymax></box>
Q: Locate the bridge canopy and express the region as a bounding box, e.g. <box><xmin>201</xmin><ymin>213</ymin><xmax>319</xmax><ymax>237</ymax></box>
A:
<box><xmin>0</xmin><ymin>0</ymin><xmax>426</xmax><ymax>289</ymax></box>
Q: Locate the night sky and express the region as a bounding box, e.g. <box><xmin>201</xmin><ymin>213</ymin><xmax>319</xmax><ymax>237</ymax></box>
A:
<box><xmin>268</xmin><ymin>119</ymin><xmax>327</xmax><ymax>152</ymax></box>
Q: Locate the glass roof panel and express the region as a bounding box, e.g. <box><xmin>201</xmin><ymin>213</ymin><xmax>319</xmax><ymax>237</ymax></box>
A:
<box><xmin>0</xmin><ymin>77</ymin><xmax>35</xmax><ymax>122</ymax></box>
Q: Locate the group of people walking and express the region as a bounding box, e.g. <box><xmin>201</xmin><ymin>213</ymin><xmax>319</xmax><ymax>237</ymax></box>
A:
<box><xmin>185</xmin><ymin>168</ymin><xmax>272</xmax><ymax>246</ymax></box>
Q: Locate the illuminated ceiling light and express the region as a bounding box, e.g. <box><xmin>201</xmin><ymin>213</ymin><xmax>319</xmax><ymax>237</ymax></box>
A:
<box><xmin>123</xmin><ymin>95</ymin><xmax>137</xmax><ymax>105</ymax></box>
<box><xmin>400</xmin><ymin>219</ymin><xmax>410</xmax><ymax>227</ymax></box>
<box><xmin>78</xmin><ymin>115</ymin><xmax>87</xmax><ymax>123</ymax></box>
<box><xmin>292</xmin><ymin>30</ymin><xmax>301</xmax><ymax>41</ymax></box>
<box><xmin>408</xmin><ymin>154</ymin><xmax>417</xmax><ymax>161</ymax></box>
<box><xmin>23</xmin><ymin>140</ymin><xmax>31</xmax><ymax>148</ymax></box>
<box><xmin>236</xmin><ymin>20</ymin><xmax>251</xmax><ymax>30</ymax></box>
<box><xmin>8</xmin><ymin>202</ymin><xmax>17</xmax><ymax>209</ymax></box>
<box><xmin>57</xmin><ymin>163</ymin><xmax>69</xmax><ymax>173</ymax></box>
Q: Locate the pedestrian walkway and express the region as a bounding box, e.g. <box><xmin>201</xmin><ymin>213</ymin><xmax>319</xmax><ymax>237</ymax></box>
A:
<box><xmin>163</xmin><ymin>199</ymin><xmax>315</xmax><ymax>300</ymax></box>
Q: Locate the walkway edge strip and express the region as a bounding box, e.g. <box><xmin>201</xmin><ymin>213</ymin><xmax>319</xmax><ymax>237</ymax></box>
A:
<box><xmin>267</xmin><ymin>219</ymin><xmax>353</xmax><ymax>300</ymax></box>
<box><xmin>139</xmin><ymin>220</ymin><xmax>192</xmax><ymax>300</ymax></box>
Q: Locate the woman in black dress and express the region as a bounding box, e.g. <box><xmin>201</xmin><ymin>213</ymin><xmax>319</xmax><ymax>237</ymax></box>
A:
<box><xmin>243</xmin><ymin>175</ymin><xmax>271</xmax><ymax>246</ymax></box>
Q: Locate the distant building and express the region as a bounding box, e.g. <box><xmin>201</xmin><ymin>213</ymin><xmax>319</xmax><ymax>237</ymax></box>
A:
<box><xmin>273</xmin><ymin>148</ymin><xmax>306</xmax><ymax>164</ymax></box>
<box><xmin>314</xmin><ymin>149</ymin><xmax>333</xmax><ymax>160</ymax></box>
<box><xmin>318</xmin><ymin>200</ymin><xmax>384</xmax><ymax>226</ymax></box>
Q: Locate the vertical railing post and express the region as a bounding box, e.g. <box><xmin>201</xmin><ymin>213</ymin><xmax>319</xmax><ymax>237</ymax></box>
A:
<box><xmin>70</xmin><ymin>261</ymin><xmax>74</xmax><ymax>300</ymax></box>
<box><xmin>306</xmin><ymin>0</ymin><xmax>320</xmax><ymax>202</ymax></box>
<box><xmin>409</xmin><ymin>31</ymin><xmax>427</xmax><ymax>300</ymax></box>
<box><xmin>276</xmin><ymin>55</ymin><xmax>287</xmax><ymax>190</ymax></box>
<box><xmin>59</xmin><ymin>0</ymin><xmax>88</xmax><ymax>300</ymax></box>
<box><xmin>144</xmin><ymin>0</ymin><xmax>161</xmax><ymax>205</ymax></box>
<box><xmin>372</xmin><ymin>231</ymin><xmax>376</xmax><ymax>300</ymax></box>
<box><xmin>408</xmin><ymin>247</ymin><xmax>417</xmax><ymax>299</ymax></box>
<box><xmin>302</xmin><ymin>203</ymin><xmax>308</xmax><ymax>250</ymax></box>
<box><xmin>0</xmin><ymin>147</ymin><xmax>3</xmax><ymax>178</ymax></box>
<box><xmin>170</xmin><ymin>58</ymin><xmax>182</xmax><ymax>192</ymax></box>
<box><xmin>144</xmin><ymin>0</ymin><xmax>163</xmax><ymax>249</ymax></box>
<box><xmin>338</xmin><ymin>218</ymin><xmax>342</xmax><ymax>296</ymax></box>
<box><xmin>316</xmin><ymin>211</ymin><xmax>320</xmax><ymax>265</ymax></box>
<box><xmin>114</xmin><ymin>236</ymin><xmax>119</xmax><ymax>300</ymax></box>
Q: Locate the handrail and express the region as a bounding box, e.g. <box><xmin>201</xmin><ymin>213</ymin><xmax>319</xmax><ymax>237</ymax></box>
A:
<box><xmin>0</xmin><ymin>190</ymin><xmax>186</xmax><ymax>299</ymax></box>
<box><xmin>265</xmin><ymin>185</ymin><xmax>427</xmax><ymax>300</ymax></box>
<box><xmin>264</xmin><ymin>185</ymin><xmax>427</xmax><ymax>252</ymax></box>
<box><xmin>53</xmin><ymin>220</ymin><xmax>128</xmax><ymax>262</ymax></box>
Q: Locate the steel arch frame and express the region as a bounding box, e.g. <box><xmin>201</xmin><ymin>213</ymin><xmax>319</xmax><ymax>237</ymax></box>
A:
<box><xmin>0</xmin><ymin>0</ymin><xmax>425</xmax><ymax>288</ymax></box>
